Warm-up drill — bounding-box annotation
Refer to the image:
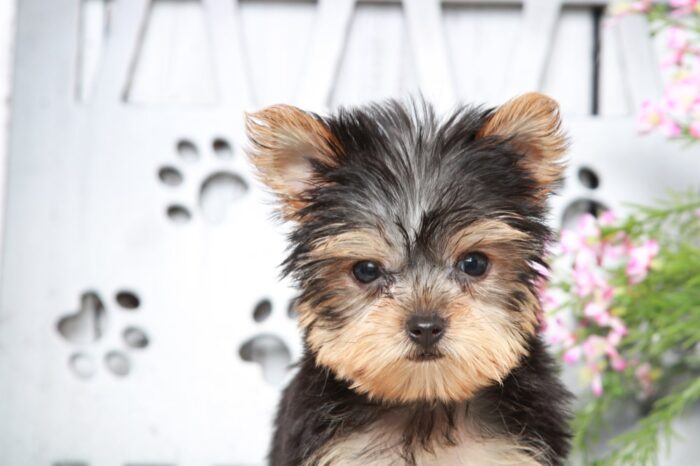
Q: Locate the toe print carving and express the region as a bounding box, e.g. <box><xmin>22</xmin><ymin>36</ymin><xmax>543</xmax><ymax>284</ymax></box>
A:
<box><xmin>56</xmin><ymin>289</ymin><xmax>150</xmax><ymax>380</ymax></box>
<box><xmin>238</xmin><ymin>297</ymin><xmax>299</xmax><ymax>386</ymax></box>
<box><xmin>57</xmin><ymin>292</ymin><xmax>107</xmax><ymax>345</ymax></box>
<box><xmin>239</xmin><ymin>335</ymin><xmax>291</xmax><ymax>386</ymax></box>
<box><xmin>159</xmin><ymin>137</ymin><xmax>249</xmax><ymax>225</ymax></box>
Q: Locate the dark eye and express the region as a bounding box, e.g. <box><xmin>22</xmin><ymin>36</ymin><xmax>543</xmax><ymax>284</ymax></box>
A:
<box><xmin>352</xmin><ymin>260</ymin><xmax>382</xmax><ymax>284</ymax></box>
<box><xmin>457</xmin><ymin>252</ymin><xmax>489</xmax><ymax>277</ymax></box>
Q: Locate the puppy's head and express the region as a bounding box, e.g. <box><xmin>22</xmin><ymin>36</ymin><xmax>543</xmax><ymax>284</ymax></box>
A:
<box><xmin>246</xmin><ymin>94</ymin><xmax>567</xmax><ymax>403</ymax></box>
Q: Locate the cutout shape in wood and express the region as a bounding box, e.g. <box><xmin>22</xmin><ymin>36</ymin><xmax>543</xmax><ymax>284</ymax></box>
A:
<box><xmin>56</xmin><ymin>290</ymin><xmax>149</xmax><ymax>379</ymax></box>
<box><xmin>239</xmin><ymin>298</ymin><xmax>297</xmax><ymax>386</ymax></box>
<box><xmin>159</xmin><ymin>138</ymin><xmax>248</xmax><ymax>225</ymax></box>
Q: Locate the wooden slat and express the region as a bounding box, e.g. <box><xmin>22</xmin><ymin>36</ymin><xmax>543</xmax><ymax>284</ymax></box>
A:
<box><xmin>203</xmin><ymin>0</ymin><xmax>253</xmax><ymax>109</ymax></box>
<box><xmin>262</xmin><ymin>0</ymin><xmax>609</xmax><ymax>5</ymax></box>
<box><xmin>617</xmin><ymin>14</ymin><xmax>661</xmax><ymax>108</ymax></box>
<box><xmin>404</xmin><ymin>0</ymin><xmax>456</xmax><ymax>110</ymax></box>
<box><xmin>599</xmin><ymin>13</ymin><xmax>631</xmax><ymax>116</ymax></box>
<box><xmin>91</xmin><ymin>0</ymin><xmax>150</xmax><ymax>105</ymax></box>
<box><xmin>296</xmin><ymin>0</ymin><xmax>356</xmax><ymax>111</ymax></box>
<box><xmin>505</xmin><ymin>0</ymin><xmax>563</xmax><ymax>96</ymax></box>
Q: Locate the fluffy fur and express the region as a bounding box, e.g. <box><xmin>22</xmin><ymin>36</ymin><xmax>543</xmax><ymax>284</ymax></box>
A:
<box><xmin>246</xmin><ymin>93</ymin><xmax>572</xmax><ymax>466</ymax></box>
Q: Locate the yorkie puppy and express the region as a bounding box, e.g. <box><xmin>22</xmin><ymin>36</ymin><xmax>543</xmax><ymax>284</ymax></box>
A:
<box><xmin>246</xmin><ymin>93</ymin><xmax>572</xmax><ymax>466</ymax></box>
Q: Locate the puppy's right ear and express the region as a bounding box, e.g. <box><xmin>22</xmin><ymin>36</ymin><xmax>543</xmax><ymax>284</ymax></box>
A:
<box><xmin>245</xmin><ymin>105</ymin><xmax>341</xmax><ymax>219</ymax></box>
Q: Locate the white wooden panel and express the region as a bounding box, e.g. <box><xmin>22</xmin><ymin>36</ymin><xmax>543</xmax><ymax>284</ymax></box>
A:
<box><xmin>297</xmin><ymin>0</ymin><xmax>355</xmax><ymax>111</ymax></box>
<box><xmin>505</xmin><ymin>0</ymin><xmax>562</xmax><ymax>96</ymax></box>
<box><xmin>599</xmin><ymin>14</ymin><xmax>632</xmax><ymax>116</ymax></box>
<box><xmin>203</xmin><ymin>0</ymin><xmax>253</xmax><ymax>108</ymax></box>
<box><xmin>92</xmin><ymin>0</ymin><xmax>150</xmax><ymax>104</ymax></box>
<box><xmin>127</xmin><ymin>0</ymin><xmax>218</xmax><ymax>104</ymax></box>
<box><xmin>330</xmin><ymin>2</ymin><xmax>419</xmax><ymax>108</ymax></box>
<box><xmin>0</xmin><ymin>0</ymin><xmax>14</xmax><ymax>265</ymax></box>
<box><xmin>443</xmin><ymin>3</ymin><xmax>522</xmax><ymax>107</ymax></box>
<box><xmin>616</xmin><ymin>13</ymin><xmax>662</xmax><ymax>107</ymax></box>
<box><xmin>239</xmin><ymin>0</ymin><xmax>317</xmax><ymax>107</ymax></box>
<box><xmin>541</xmin><ymin>6</ymin><xmax>594</xmax><ymax>116</ymax></box>
<box><xmin>403</xmin><ymin>0</ymin><xmax>455</xmax><ymax>111</ymax></box>
<box><xmin>1</xmin><ymin>1</ymin><xmax>700</xmax><ymax>465</ymax></box>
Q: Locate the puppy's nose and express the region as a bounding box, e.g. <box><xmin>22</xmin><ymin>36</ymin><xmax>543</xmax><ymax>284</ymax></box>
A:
<box><xmin>406</xmin><ymin>314</ymin><xmax>446</xmax><ymax>349</ymax></box>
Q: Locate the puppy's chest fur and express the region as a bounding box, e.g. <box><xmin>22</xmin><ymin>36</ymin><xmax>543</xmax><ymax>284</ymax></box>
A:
<box><xmin>306</xmin><ymin>415</ymin><xmax>542</xmax><ymax>466</ymax></box>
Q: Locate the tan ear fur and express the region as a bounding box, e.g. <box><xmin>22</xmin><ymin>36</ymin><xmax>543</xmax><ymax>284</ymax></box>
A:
<box><xmin>479</xmin><ymin>92</ymin><xmax>568</xmax><ymax>192</ymax></box>
<box><xmin>245</xmin><ymin>105</ymin><xmax>342</xmax><ymax>217</ymax></box>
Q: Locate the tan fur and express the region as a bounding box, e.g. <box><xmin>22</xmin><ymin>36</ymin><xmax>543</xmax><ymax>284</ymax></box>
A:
<box><xmin>245</xmin><ymin>105</ymin><xmax>342</xmax><ymax>218</ymax></box>
<box><xmin>445</xmin><ymin>219</ymin><xmax>529</xmax><ymax>254</ymax></box>
<box><xmin>305</xmin><ymin>415</ymin><xmax>545</xmax><ymax>466</ymax></box>
<box><xmin>478</xmin><ymin>92</ymin><xmax>568</xmax><ymax>193</ymax></box>
<box><xmin>310</xmin><ymin>229</ymin><xmax>400</xmax><ymax>265</ymax></box>
<box><xmin>303</xmin><ymin>218</ymin><xmax>540</xmax><ymax>403</ymax></box>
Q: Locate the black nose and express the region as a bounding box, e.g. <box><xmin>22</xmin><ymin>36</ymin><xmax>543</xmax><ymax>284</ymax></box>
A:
<box><xmin>406</xmin><ymin>314</ymin><xmax>446</xmax><ymax>350</ymax></box>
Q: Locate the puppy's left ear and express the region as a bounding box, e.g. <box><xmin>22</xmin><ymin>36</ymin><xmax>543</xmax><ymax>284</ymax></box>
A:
<box><xmin>479</xmin><ymin>92</ymin><xmax>568</xmax><ymax>194</ymax></box>
<box><xmin>245</xmin><ymin>105</ymin><xmax>341</xmax><ymax>218</ymax></box>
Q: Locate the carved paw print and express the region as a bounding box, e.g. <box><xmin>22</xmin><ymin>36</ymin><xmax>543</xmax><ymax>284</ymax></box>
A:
<box><xmin>239</xmin><ymin>297</ymin><xmax>299</xmax><ymax>386</ymax></box>
<box><xmin>158</xmin><ymin>138</ymin><xmax>248</xmax><ymax>225</ymax></box>
<box><xmin>56</xmin><ymin>290</ymin><xmax>149</xmax><ymax>379</ymax></box>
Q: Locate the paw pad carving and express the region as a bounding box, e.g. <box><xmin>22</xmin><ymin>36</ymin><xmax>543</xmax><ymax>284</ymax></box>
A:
<box><xmin>159</xmin><ymin>138</ymin><xmax>248</xmax><ymax>225</ymax></box>
<box><xmin>239</xmin><ymin>297</ymin><xmax>298</xmax><ymax>386</ymax></box>
<box><xmin>56</xmin><ymin>290</ymin><xmax>149</xmax><ymax>379</ymax></box>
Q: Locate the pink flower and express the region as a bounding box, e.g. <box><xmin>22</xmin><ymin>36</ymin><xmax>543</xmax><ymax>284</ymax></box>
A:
<box><xmin>602</xmin><ymin>240</ymin><xmax>627</xmax><ymax>268</ymax></box>
<box><xmin>690</xmin><ymin>121</ymin><xmax>700</xmax><ymax>139</ymax></box>
<box><xmin>611</xmin><ymin>0</ymin><xmax>653</xmax><ymax>16</ymax></box>
<box><xmin>664</xmin><ymin>77</ymin><xmax>700</xmax><ymax>113</ymax></box>
<box><xmin>578</xmin><ymin>214</ymin><xmax>601</xmax><ymax>239</ymax></box>
<box><xmin>560</xmin><ymin>229</ymin><xmax>581</xmax><ymax>253</ymax></box>
<box><xmin>545</xmin><ymin>317</ymin><xmax>575</xmax><ymax>347</ymax></box>
<box><xmin>610</xmin><ymin>352</ymin><xmax>627</xmax><ymax>372</ymax></box>
<box><xmin>599</xmin><ymin>210</ymin><xmax>618</xmax><ymax>227</ymax></box>
<box><xmin>639</xmin><ymin>100</ymin><xmax>666</xmax><ymax>132</ymax></box>
<box><xmin>591</xmin><ymin>372</ymin><xmax>604</xmax><ymax>397</ymax></box>
<box><xmin>583</xmin><ymin>335</ymin><xmax>608</xmax><ymax>360</ymax></box>
<box><xmin>608</xmin><ymin>317</ymin><xmax>629</xmax><ymax>339</ymax></box>
<box><xmin>667</xmin><ymin>27</ymin><xmax>689</xmax><ymax>50</ymax></box>
<box><xmin>563</xmin><ymin>346</ymin><xmax>582</xmax><ymax>364</ymax></box>
<box><xmin>573</xmin><ymin>265</ymin><xmax>597</xmax><ymax>297</ymax></box>
<box><xmin>670</xmin><ymin>0</ymin><xmax>700</xmax><ymax>14</ymax></box>
<box><xmin>626</xmin><ymin>239</ymin><xmax>660</xmax><ymax>283</ymax></box>
<box><xmin>584</xmin><ymin>301</ymin><xmax>610</xmax><ymax>325</ymax></box>
<box><xmin>661</xmin><ymin>119</ymin><xmax>683</xmax><ymax>137</ymax></box>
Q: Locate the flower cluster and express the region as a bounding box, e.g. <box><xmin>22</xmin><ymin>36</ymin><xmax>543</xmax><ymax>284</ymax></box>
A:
<box><xmin>542</xmin><ymin>213</ymin><xmax>660</xmax><ymax>397</ymax></box>
<box><xmin>612</xmin><ymin>1</ymin><xmax>700</xmax><ymax>141</ymax></box>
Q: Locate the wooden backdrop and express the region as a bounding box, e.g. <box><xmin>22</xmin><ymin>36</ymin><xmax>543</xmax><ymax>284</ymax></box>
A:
<box><xmin>1</xmin><ymin>0</ymin><xmax>699</xmax><ymax>465</ymax></box>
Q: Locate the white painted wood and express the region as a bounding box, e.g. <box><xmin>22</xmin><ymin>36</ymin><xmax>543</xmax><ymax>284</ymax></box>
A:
<box><xmin>0</xmin><ymin>0</ymin><xmax>14</xmax><ymax>272</ymax></box>
<box><xmin>617</xmin><ymin>13</ymin><xmax>662</xmax><ymax>107</ymax></box>
<box><xmin>599</xmin><ymin>14</ymin><xmax>632</xmax><ymax>116</ymax></box>
<box><xmin>1</xmin><ymin>1</ymin><xmax>700</xmax><ymax>465</ymax></box>
<box><xmin>92</xmin><ymin>0</ymin><xmax>150</xmax><ymax>104</ymax></box>
<box><xmin>239</xmin><ymin>0</ymin><xmax>317</xmax><ymax>108</ymax></box>
<box><xmin>126</xmin><ymin>0</ymin><xmax>217</xmax><ymax>104</ymax></box>
<box><xmin>297</xmin><ymin>0</ymin><xmax>356</xmax><ymax>111</ymax></box>
<box><xmin>443</xmin><ymin>3</ymin><xmax>521</xmax><ymax>107</ymax></box>
<box><xmin>403</xmin><ymin>0</ymin><xmax>455</xmax><ymax>111</ymax></box>
<box><xmin>541</xmin><ymin>6</ymin><xmax>594</xmax><ymax>116</ymax></box>
<box><xmin>505</xmin><ymin>0</ymin><xmax>563</xmax><ymax>96</ymax></box>
<box><xmin>203</xmin><ymin>0</ymin><xmax>253</xmax><ymax>108</ymax></box>
<box><xmin>330</xmin><ymin>2</ymin><xmax>419</xmax><ymax>108</ymax></box>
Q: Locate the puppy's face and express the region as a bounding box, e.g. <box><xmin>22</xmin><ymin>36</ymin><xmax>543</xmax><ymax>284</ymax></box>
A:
<box><xmin>246</xmin><ymin>94</ymin><xmax>567</xmax><ymax>403</ymax></box>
